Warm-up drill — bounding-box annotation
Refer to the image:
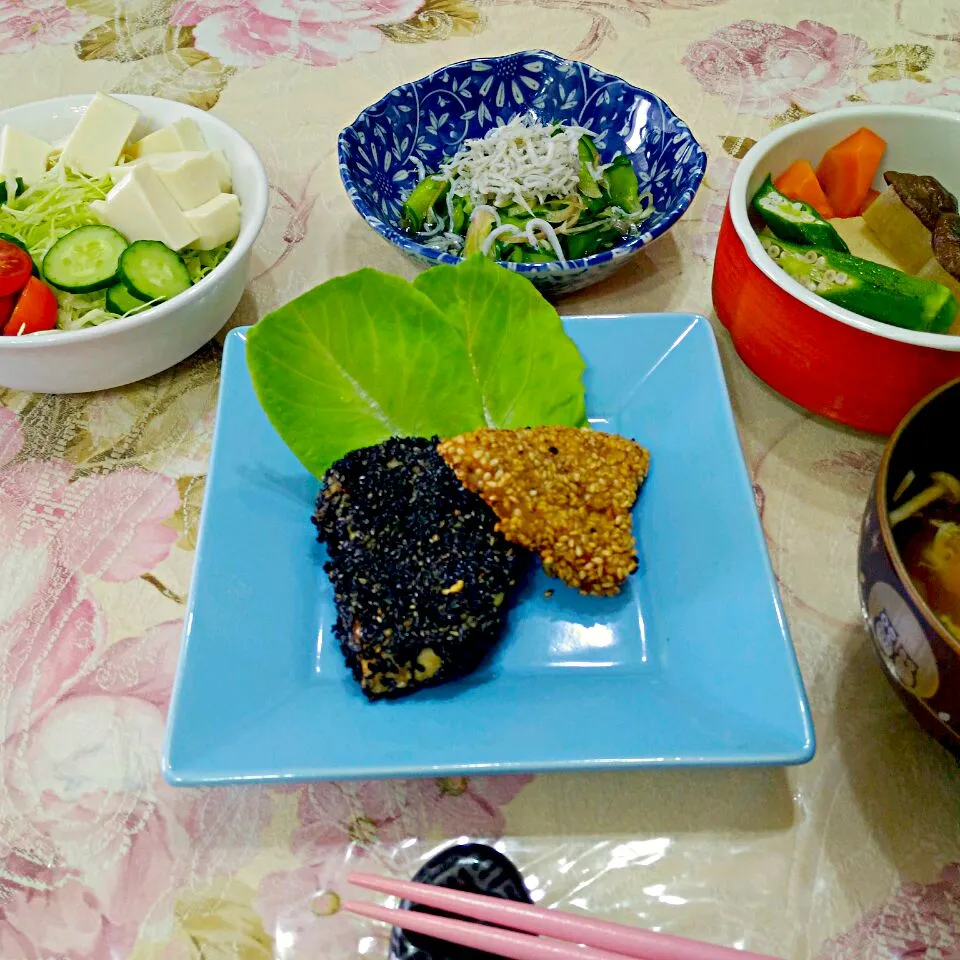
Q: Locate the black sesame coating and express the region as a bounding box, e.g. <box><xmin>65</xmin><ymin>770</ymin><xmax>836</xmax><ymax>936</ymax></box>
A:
<box><xmin>313</xmin><ymin>436</ymin><xmax>531</xmax><ymax>701</ymax></box>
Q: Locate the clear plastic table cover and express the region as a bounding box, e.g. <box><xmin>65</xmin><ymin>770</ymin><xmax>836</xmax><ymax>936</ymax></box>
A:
<box><xmin>2</xmin><ymin>1</ymin><xmax>960</xmax><ymax>959</ymax></box>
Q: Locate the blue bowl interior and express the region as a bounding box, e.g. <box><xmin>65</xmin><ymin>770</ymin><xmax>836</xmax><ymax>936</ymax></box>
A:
<box><xmin>338</xmin><ymin>49</ymin><xmax>706</xmax><ymax>271</ymax></box>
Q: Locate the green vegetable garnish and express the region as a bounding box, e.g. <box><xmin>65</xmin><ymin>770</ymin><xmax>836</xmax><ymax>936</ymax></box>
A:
<box><xmin>464</xmin><ymin>208</ymin><xmax>497</xmax><ymax>258</ymax></box>
<box><xmin>751</xmin><ymin>175</ymin><xmax>848</xmax><ymax>252</ymax></box>
<box><xmin>400</xmin><ymin>116</ymin><xmax>654</xmax><ymax>262</ymax></box>
<box><xmin>606</xmin><ymin>155</ymin><xmax>642</xmax><ymax>215</ymax></box>
<box><xmin>246</xmin><ymin>256</ymin><xmax>588</xmax><ymax>477</ymax></box>
<box><xmin>401</xmin><ymin>176</ymin><xmax>449</xmax><ymax>233</ymax></box>
<box><xmin>761</xmin><ymin>235</ymin><xmax>958</xmax><ymax>333</ymax></box>
<box><xmin>577</xmin><ymin>136</ymin><xmax>603</xmax><ymax>199</ymax></box>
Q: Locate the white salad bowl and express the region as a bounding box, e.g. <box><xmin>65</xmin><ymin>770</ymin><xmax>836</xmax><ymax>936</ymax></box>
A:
<box><xmin>0</xmin><ymin>94</ymin><xmax>268</xmax><ymax>394</ymax></box>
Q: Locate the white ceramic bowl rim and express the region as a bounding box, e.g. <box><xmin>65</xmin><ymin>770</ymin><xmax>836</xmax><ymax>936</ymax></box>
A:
<box><xmin>0</xmin><ymin>94</ymin><xmax>269</xmax><ymax>351</ymax></box>
<box><xmin>730</xmin><ymin>104</ymin><xmax>960</xmax><ymax>353</ymax></box>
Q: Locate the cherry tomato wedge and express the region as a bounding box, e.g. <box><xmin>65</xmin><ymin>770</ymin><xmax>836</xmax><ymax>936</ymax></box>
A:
<box><xmin>0</xmin><ymin>294</ymin><xmax>16</xmax><ymax>329</ymax></box>
<box><xmin>0</xmin><ymin>239</ymin><xmax>33</xmax><ymax>297</ymax></box>
<box><xmin>3</xmin><ymin>277</ymin><xmax>58</xmax><ymax>336</ymax></box>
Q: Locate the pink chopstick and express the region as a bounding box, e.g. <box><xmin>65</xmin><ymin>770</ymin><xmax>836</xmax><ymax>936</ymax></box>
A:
<box><xmin>346</xmin><ymin>871</ymin><xmax>782</xmax><ymax>960</ymax></box>
<box><xmin>345</xmin><ymin>898</ymin><xmax>630</xmax><ymax>960</ymax></box>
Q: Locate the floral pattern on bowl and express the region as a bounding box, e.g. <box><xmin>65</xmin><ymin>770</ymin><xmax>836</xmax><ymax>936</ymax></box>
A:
<box><xmin>337</xmin><ymin>49</ymin><xmax>707</xmax><ymax>297</ymax></box>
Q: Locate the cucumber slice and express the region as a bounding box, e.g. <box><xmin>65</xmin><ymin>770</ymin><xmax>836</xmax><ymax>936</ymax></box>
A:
<box><xmin>42</xmin><ymin>225</ymin><xmax>128</xmax><ymax>293</ymax></box>
<box><xmin>0</xmin><ymin>232</ymin><xmax>26</xmax><ymax>252</ymax></box>
<box><xmin>119</xmin><ymin>240</ymin><xmax>191</xmax><ymax>302</ymax></box>
<box><xmin>106</xmin><ymin>283</ymin><xmax>149</xmax><ymax>316</ymax></box>
<box><xmin>605</xmin><ymin>155</ymin><xmax>642</xmax><ymax>214</ymax></box>
<box><xmin>401</xmin><ymin>176</ymin><xmax>449</xmax><ymax>234</ymax></box>
<box><xmin>577</xmin><ymin>137</ymin><xmax>603</xmax><ymax>199</ymax></box>
<box><xmin>464</xmin><ymin>208</ymin><xmax>496</xmax><ymax>257</ymax></box>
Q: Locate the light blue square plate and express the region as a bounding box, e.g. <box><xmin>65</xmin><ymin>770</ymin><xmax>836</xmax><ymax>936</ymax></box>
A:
<box><xmin>164</xmin><ymin>314</ymin><xmax>814</xmax><ymax>785</ymax></box>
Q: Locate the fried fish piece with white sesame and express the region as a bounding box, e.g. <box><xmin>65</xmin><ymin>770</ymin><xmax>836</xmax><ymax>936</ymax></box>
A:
<box><xmin>438</xmin><ymin>426</ymin><xmax>650</xmax><ymax>597</ymax></box>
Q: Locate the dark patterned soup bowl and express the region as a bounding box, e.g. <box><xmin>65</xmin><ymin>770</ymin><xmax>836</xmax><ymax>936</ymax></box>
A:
<box><xmin>860</xmin><ymin>376</ymin><xmax>960</xmax><ymax>754</ymax></box>
<box><xmin>338</xmin><ymin>49</ymin><xmax>706</xmax><ymax>298</ymax></box>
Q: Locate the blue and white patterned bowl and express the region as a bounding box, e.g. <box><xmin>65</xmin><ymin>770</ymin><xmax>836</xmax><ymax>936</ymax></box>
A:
<box><xmin>338</xmin><ymin>49</ymin><xmax>707</xmax><ymax>297</ymax></box>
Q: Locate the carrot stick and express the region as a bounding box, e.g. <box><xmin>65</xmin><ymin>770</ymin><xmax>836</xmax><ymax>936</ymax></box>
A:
<box><xmin>816</xmin><ymin>127</ymin><xmax>887</xmax><ymax>218</ymax></box>
<box><xmin>774</xmin><ymin>159</ymin><xmax>835</xmax><ymax>219</ymax></box>
<box><xmin>860</xmin><ymin>187</ymin><xmax>880</xmax><ymax>214</ymax></box>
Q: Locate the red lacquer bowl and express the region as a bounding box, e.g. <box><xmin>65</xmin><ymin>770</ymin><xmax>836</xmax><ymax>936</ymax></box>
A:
<box><xmin>713</xmin><ymin>106</ymin><xmax>960</xmax><ymax>435</ymax></box>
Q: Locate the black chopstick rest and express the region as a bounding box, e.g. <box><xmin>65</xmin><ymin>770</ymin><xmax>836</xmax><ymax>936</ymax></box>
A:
<box><xmin>389</xmin><ymin>842</ymin><xmax>533</xmax><ymax>960</ymax></box>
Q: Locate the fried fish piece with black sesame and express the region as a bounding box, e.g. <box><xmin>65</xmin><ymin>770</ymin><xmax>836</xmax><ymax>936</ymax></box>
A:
<box><xmin>438</xmin><ymin>426</ymin><xmax>650</xmax><ymax>597</ymax></box>
<box><xmin>313</xmin><ymin>436</ymin><xmax>530</xmax><ymax>700</ymax></box>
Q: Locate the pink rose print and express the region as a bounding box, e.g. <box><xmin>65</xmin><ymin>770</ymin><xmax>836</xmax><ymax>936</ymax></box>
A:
<box><xmin>261</xmin><ymin>774</ymin><xmax>533</xmax><ymax>956</ymax></box>
<box><xmin>293</xmin><ymin>781</ymin><xmax>420</xmax><ymax>853</ymax></box>
<box><xmin>172</xmin><ymin>0</ymin><xmax>425</xmax><ymax>68</ymax></box>
<box><xmin>691</xmin><ymin>153</ymin><xmax>738</xmax><ymax>260</ymax></box>
<box><xmin>0</xmin><ymin>0</ymin><xmax>94</xmax><ymax>54</ymax></box>
<box><xmin>402</xmin><ymin>774</ymin><xmax>535</xmax><ymax>838</ymax></box>
<box><xmin>859</xmin><ymin>76</ymin><xmax>960</xmax><ymax>112</ymax></box>
<box><xmin>817</xmin><ymin>863</ymin><xmax>960</xmax><ymax>959</ymax></box>
<box><xmin>293</xmin><ymin>775</ymin><xmax>533</xmax><ymax>857</ymax></box>
<box><xmin>0</xmin><ymin>651</ymin><xmax>187</xmax><ymax>959</ymax></box>
<box><xmin>683</xmin><ymin>19</ymin><xmax>871</xmax><ymax>117</ymax></box>
<box><xmin>0</xmin><ymin>407</ymin><xmax>275</xmax><ymax>957</ymax></box>
<box><xmin>258</xmin><ymin>851</ymin><xmax>382</xmax><ymax>958</ymax></box>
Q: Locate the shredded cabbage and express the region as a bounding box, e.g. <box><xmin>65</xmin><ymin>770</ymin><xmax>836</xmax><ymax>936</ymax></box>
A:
<box><xmin>0</xmin><ymin>165</ymin><xmax>234</xmax><ymax>332</ymax></box>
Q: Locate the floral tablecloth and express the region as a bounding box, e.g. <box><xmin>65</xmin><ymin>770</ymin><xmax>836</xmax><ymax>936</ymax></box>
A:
<box><xmin>3</xmin><ymin>1</ymin><xmax>960</xmax><ymax>958</ymax></box>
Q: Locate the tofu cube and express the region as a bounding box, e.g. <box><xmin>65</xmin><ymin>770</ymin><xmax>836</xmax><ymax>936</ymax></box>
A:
<box><xmin>108</xmin><ymin>150</ymin><xmax>231</xmax><ymax>201</ymax></box>
<box><xmin>184</xmin><ymin>193</ymin><xmax>241</xmax><ymax>250</ymax></box>
<box><xmin>129</xmin><ymin>118</ymin><xmax>207</xmax><ymax>158</ymax></box>
<box><xmin>61</xmin><ymin>92</ymin><xmax>140</xmax><ymax>177</ymax></box>
<box><xmin>91</xmin><ymin>165</ymin><xmax>198</xmax><ymax>251</ymax></box>
<box><xmin>0</xmin><ymin>126</ymin><xmax>52</xmax><ymax>185</ymax></box>
<box><xmin>154</xmin><ymin>153</ymin><xmax>223</xmax><ymax>210</ymax></box>
<box><xmin>210</xmin><ymin>149</ymin><xmax>232</xmax><ymax>192</ymax></box>
<box><xmin>113</xmin><ymin>150</ymin><xmax>231</xmax><ymax>190</ymax></box>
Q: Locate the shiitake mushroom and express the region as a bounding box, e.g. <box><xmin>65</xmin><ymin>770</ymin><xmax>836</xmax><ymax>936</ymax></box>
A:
<box><xmin>932</xmin><ymin>212</ymin><xmax>960</xmax><ymax>281</ymax></box>
<box><xmin>884</xmin><ymin>171</ymin><xmax>958</xmax><ymax>232</ymax></box>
